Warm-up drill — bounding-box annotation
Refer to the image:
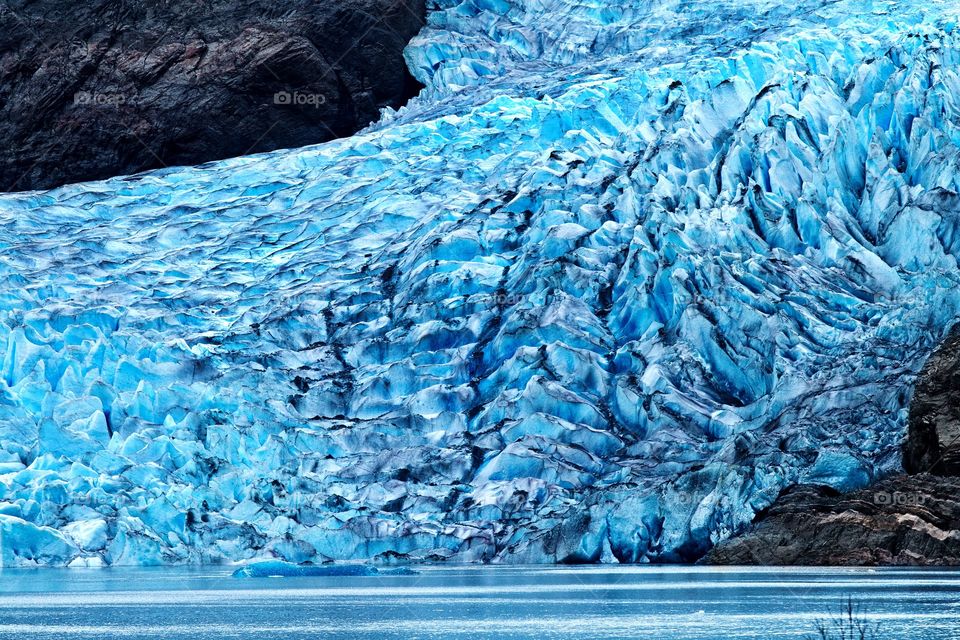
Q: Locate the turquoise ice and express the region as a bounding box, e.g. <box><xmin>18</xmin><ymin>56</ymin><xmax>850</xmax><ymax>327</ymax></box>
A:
<box><xmin>3</xmin><ymin>0</ymin><xmax>960</xmax><ymax>565</ymax></box>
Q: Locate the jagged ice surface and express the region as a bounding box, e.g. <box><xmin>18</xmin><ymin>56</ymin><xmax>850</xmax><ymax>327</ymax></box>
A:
<box><xmin>3</xmin><ymin>0</ymin><xmax>960</xmax><ymax>565</ymax></box>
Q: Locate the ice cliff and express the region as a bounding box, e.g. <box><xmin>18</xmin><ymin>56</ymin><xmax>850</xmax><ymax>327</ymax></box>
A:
<box><xmin>4</xmin><ymin>0</ymin><xmax>960</xmax><ymax>566</ymax></box>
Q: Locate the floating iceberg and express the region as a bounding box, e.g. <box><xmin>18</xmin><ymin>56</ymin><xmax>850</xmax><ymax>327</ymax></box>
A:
<box><xmin>232</xmin><ymin>561</ymin><xmax>381</xmax><ymax>578</ymax></box>
<box><xmin>3</xmin><ymin>0</ymin><xmax>960</xmax><ymax>566</ymax></box>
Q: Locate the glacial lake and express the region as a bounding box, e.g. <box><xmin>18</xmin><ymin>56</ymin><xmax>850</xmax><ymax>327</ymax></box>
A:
<box><xmin>0</xmin><ymin>565</ymin><xmax>958</xmax><ymax>639</ymax></box>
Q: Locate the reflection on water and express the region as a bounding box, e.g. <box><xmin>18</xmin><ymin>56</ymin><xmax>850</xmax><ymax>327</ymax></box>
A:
<box><xmin>0</xmin><ymin>565</ymin><xmax>958</xmax><ymax>639</ymax></box>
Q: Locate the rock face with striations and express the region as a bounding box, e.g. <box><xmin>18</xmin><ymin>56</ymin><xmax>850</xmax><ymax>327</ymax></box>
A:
<box><xmin>705</xmin><ymin>475</ymin><xmax>960</xmax><ymax>565</ymax></box>
<box><xmin>904</xmin><ymin>326</ymin><xmax>960</xmax><ymax>476</ymax></box>
<box><xmin>0</xmin><ymin>0</ymin><xmax>425</xmax><ymax>192</ymax></box>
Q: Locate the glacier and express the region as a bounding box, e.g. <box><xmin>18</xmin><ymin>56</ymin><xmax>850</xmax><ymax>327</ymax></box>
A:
<box><xmin>4</xmin><ymin>0</ymin><xmax>960</xmax><ymax>566</ymax></box>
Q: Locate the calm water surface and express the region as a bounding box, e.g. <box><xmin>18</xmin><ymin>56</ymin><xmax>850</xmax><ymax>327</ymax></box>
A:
<box><xmin>0</xmin><ymin>565</ymin><xmax>958</xmax><ymax>639</ymax></box>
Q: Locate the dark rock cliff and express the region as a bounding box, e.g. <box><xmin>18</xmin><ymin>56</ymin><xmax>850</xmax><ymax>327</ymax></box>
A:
<box><xmin>904</xmin><ymin>327</ymin><xmax>960</xmax><ymax>476</ymax></box>
<box><xmin>0</xmin><ymin>0</ymin><xmax>425</xmax><ymax>191</ymax></box>
<box><xmin>705</xmin><ymin>475</ymin><xmax>960</xmax><ymax>565</ymax></box>
<box><xmin>708</xmin><ymin>327</ymin><xmax>960</xmax><ymax>565</ymax></box>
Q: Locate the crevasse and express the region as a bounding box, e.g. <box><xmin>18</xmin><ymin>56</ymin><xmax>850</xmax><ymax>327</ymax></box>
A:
<box><xmin>2</xmin><ymin>0</ymin><xmax>960</xmax><ymax>565</ymax></box>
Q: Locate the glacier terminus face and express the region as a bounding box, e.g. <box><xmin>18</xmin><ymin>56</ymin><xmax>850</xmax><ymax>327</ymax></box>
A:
<box><xmin>3</xmin><ymin>0</ymin><xmax>960</xmax><ymax>566</ymax></box>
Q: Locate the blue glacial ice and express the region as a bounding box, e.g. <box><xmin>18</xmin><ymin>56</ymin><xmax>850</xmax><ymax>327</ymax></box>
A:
<box><xmin>4</xmin><ymin>0</ymin><xmax>960</xmax><ymax>565</ymax></box>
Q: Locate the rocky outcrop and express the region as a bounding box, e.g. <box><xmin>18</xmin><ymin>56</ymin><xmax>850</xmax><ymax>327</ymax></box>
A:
<box><xmin>904</xmin><ymin>326</ymin><xmax>960</xmax><ymax>475</ymax></box>
<box><xmin>705</xmin><ymin>475</ymin><xmax>960</xmax><ymax>565</ymax></box>
<box><xmin>0</xmin><ymin>0</ymin><xmax>425</xmax><ymax>191</ymax></box>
